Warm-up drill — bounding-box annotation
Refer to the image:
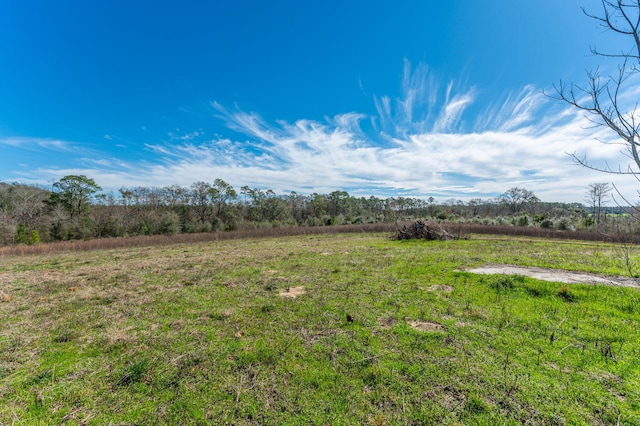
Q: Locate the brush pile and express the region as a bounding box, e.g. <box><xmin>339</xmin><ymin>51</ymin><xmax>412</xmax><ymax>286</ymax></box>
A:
<box><xmin>395</xmin><ymin>220</ymin><xmax>457</xmax><ymax>241</ymax></box>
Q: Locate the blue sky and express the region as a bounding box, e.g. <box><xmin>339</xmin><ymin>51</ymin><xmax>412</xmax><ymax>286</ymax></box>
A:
<box><xmin>1</xmin><ymin>0</ymin><xmax>638</xmax><ymax>203</ymax></box>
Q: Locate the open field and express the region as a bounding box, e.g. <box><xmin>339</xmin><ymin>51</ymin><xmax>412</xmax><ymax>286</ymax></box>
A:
<box><xmin>1</xmin><ymin>233</ymin><xmax>639</xmax><ymax>424</ymax></box>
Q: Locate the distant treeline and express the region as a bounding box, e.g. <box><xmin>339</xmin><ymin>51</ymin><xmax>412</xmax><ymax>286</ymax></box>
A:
<box><xmin>0</xmin><ymin>175</ymin><xmax>633</xmax><ymax>245</ymax></box>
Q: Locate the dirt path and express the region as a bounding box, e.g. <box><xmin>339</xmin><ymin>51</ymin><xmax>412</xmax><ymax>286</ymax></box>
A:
<box><xmin>466</xmin><ymin>265</ymin><xmax>640</xmax><ymax>288</ymax></box>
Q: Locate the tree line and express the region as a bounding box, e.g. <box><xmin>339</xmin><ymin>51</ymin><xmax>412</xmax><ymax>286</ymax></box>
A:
<box><xmin>0</xmin><ymin>175</ymin><xmax>628</xmax><ymax>245</ymax></box>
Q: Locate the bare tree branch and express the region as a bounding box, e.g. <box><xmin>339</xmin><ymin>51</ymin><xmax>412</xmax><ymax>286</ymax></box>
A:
<box><xmin>553</xmin><ymin>1</ymin><xmax>640</xmax><ymax>179</ymax></box>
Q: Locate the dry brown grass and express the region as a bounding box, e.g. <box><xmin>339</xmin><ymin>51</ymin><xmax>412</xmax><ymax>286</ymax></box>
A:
<box><xmin>426</xmin><ymin>285</ymin><xmax>455</xmax><ymax>292</ymax></box>
<box><xmin>460</xmin><ymin>223</ymin><xmax>640</xmax><ymax>244</ymax></box>
<box><xmin>278</xmin><ymin>286</ymin><xmax>306</xmax><ymax>298</ymax></box>
<box><xmin>0</xmin><ymin>223</ymin><xmax>396</xmax><ymax>257</ymax></box>
<box><xmin>408</xmin><ymin>320</ymin><xmax>445</xmax><ymax>332</ymax></box>
<box><xmin>1</xmin><ymin>222</ymin><xmax>636</xmax><ymax>258</ymax></box>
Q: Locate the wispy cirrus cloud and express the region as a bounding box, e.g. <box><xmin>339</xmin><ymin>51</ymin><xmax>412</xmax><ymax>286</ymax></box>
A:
<box><xmin>0</xmin><ymin>136</ymin><xmax>78</xmax><ymax>152</ymax></box>
<box><xmin>5</xmin><ymin>60</ymin><xmax>639</xmax><ymax>203</ymax></box>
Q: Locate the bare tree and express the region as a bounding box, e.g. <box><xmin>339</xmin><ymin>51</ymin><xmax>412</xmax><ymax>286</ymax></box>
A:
<box><xmin>555</xmin><ymin>1</ymin><xmax>640</xmax><ymax>180</ymax></box>
<box><xmin>585</xmin><ymin>182</ymin><xmax>612</xmax><ymax>226</ymax></box>
<box><xmin>6</xmin><ymin>184</ymin><xmax>48</xmax><ymax>227</ymax></box>
<box><xmin>499</xmin><ymin>187</ymin><xmax>539</xmax><ymax>214</ymax></box>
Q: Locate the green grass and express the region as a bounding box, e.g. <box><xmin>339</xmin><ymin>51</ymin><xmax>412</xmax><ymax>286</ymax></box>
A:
<box><xmin>0</xmin><ymin>234</ymin><xmax>639</xmax><ymax>425</ymax></box>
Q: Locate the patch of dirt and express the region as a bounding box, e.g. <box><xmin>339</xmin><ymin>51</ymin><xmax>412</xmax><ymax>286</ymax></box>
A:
<box><xmin>408</xmin><ymin>320</ymin><xmax>445</xmax><ymax>332</ymax></box>
<box><xmin>377</xmin><ymin>316</ymin><xmax>397</xmax><ymax>329</ymax></box>
<box><xmin>427</xmin><ymin>285</ymin><xmax>454</xmax><ymax>292</ymax></box>
<box><xmin>466</xmin><ymin>265</ymin><xmax>640</xmax><ymax>288</ymax></box>
<box><xmin>278</xmin><ymin>286</ymin><xmax>306</xmax><ymax>298</ymax></box>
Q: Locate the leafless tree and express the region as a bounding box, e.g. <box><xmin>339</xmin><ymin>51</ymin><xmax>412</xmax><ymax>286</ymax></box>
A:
<box><xmin>554</xmin><ymin>1</ymin><xmax>640</xmax><ymax>182</ymax></box>
<box><xmin>585</xmin><ymin>182</ymin><xmax>611</xmax><ymax>225</ymax></box>
<box><xmin>499</xmin><ymin>187</ymin><xmax>539</xmax><ymax>214</ymax></box>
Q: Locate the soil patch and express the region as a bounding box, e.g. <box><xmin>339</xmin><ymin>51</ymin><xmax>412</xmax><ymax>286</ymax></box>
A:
<box><xmin>278</xmin><ymin>286</ymin><xmax>306</xmax><ymax>298</ymax></box>
<box><xmin>409</xmin><ymin>321</ymin><xmax>445</xmax><ymax>332</ymax></box>
<box><xmin>466</xmin><ymin>265</ymin><xmax>640</xmax><ymax>288</ymax></box>
<box><xmin>378</xmin><ymin>316</ymin><xmax>397</xmax><ymax>329</ymax></box>
<box><xmin>427</xmin><ymin>285</ymin><xmax>454</xmax><ymax>292</ymax></box>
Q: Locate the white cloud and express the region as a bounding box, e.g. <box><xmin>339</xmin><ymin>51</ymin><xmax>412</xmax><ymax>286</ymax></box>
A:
<box><xmin>6</xmin><ymin>61</ymin><xmax>640</xmax><ymax>204</ymax></box>
<box><xmin>434</xmin><ymin>87</ymin><xmax>476</xmax><ymax>133</ymax></box>
<box><xmin>18</xmin><ymin>94</ymin><xmax>638</xmax><ymax>203</ymax></box>
<box><xmin>0</xmin><ymin>137</ymin><xmax>76</xmax><ymax>152</ymax></box>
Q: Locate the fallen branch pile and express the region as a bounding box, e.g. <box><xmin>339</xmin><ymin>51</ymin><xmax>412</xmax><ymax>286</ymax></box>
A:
<box><xmin>395</xmin><ymin>220</ymin><xmax>457</xmax><ymax>241</ymax></box>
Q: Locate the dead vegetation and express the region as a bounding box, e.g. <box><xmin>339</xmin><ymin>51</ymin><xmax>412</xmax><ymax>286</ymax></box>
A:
<box><xmin>3</xmin><ymin>221</ymin><xmax>640</xmax><ymax>257</ymax></box>
<box><xmin>278</xmin><ymin>286</ymin><xmax>306</xmax><ymax>298</ymax></box>
<box><xmin>395</xmin><ymin>220</ymin><xmax>459</xmax><ymax>241</ymax></box>
<box><xmin>408</xmin><ymin>320</ymin><xmax>445</xmax><ymax>332</ymax></box>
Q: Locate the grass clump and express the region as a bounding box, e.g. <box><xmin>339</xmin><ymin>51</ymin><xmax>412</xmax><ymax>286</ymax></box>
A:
<box><xmin>115</xmin><ymin>359</ymin><xmax>150</xmax><ymax>387</ymax></box>
<box><xmin>486</xmin><ymin>274</ymin><xmax>525</xmax><ymax>292</ymax></box>
<box><xmin>557</xmin><ymin>285</ymin><xmax>576</xmax><ymax>302</ymax></box>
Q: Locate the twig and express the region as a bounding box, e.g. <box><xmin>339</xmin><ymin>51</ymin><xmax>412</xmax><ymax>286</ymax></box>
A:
<box><xmin>558</xmin><ymin>343</ymin><xmax>582</xmax><ymax>355</ymax></box>
<box><xmin>60</xmin><ymin>407</ymin><xmax>85</xmax><ymax>421</ymax></box>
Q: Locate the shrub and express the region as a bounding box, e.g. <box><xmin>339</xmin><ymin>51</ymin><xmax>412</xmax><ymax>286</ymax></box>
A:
<box><xmin>517</xmin><ymin>215</ymin><xmax>530</xmax><ymax>227</ymax></box>
<box><xmin>50</xmin><ymin>220</ymin><xmax>71</xmax><ymax>241</ymax></box>
<box><xmin>557</xmin><ymin>218</ymin><xmax>573</xmax><ymax>231</ymax></box>
<box><xmin>0</xmin><ymin>223</ymin><xmax>16</xmax><ymax>245</ymax></box>
<box><xmin>16</xmin><ymin>225</ymin><xmax>43</xmax><ymax>244</ymax></box>
<box><xmin>202</xmin><ymin>221</ymin><xmax>214</xmax><ymax>232</ymax></box>
<box><xmin>133</xmin><ymin>218</ymin><xmax>154</xmax><ymax>236</ymax></box>
<box><xmin>540</xmin><ymin>219</ymin><xmax>554</xmax><ymax>229</ymax></box>
<box><xmin>534</xmin><ymin>213</ymin><xmax>550</xmax><ymax>224</ymax></box>
<box><xmin>97</xmin><ymin>218</ymin><xmax>126</xmax><ymax>238</ymax></box>
<box><xmin>14</xmin><ymin>223</ymin><xmax>28</xmax><ymax>244</ymax></box>
<box><xmin>212</xmin><ymin>217</ymin><xmax>226</xmax><ymax>232</ymax></box>
<box><xmin>158</xmin><ymin>212</ymin><xmax>181</xmax><ymax>235</ymax></box>
<box><xmin>223</xmin><ymin>214</ymin><xmax>239</xmax><ymax>231</ymax></box>
<box><xmin>435</xmin><ymin>211</ymin><xmax>448</xmax><ymax>221</ymax></box>
<box><xmin>323</xmin><ymin>216</ymin><xmax>336</xmax><ymax>226</ymax></box>
<box><xmin>495</xmin><ymin>217</ymin><xmax>507</xmax><ymax>225</ymax></box>
<box><xmin>28</xmin><ymin>230</ymin><xmax>41</xmax><ymax>245</ymax></box>
<box><xmin>557</xmin><ymin>285</ymin><xmax>576</xmax><ymax>302</ymax></box>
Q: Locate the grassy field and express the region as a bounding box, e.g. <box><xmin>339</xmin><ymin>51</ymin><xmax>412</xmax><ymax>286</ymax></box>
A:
<box><xmin>1</xmin><ymin>233</ymin><xmax>639</xmax><ymax>425</ymax></box>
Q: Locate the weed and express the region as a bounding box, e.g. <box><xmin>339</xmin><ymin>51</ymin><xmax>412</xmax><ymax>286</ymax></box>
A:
<box><xmin>24</xmin><ymin>369</ymin><xmax>53</xmax><ymax>387</ymax></box>
<box><xmin>487</xmin><ymin>274</ymin><xmax>524</xmax><ymax>292</ymax></box>
<box><xmin>557</xmin><ymin>285</ymin><xmax>576</xmax><ymax>302</ymax></box>
<box><xmin>115</xmin><ymin>359</ymin><xmax>150</xmax><ymax>387</ymax></box>
<box><xmin>596</xmin><ymin>340</ymin><xmax>617</xmax><ymax>362</ymax></box>
<box><xmin>618</xmin><ymin>301</ymin><xmax>637</xmax><ymax>314</ymax></box>
<box><xmin>0</xmin><ymin>367</ymin><xmax>11</xmax><ymax>379</ymax></box>
<box><xmin>52</xmin><ymin>331</ymin><xmax>75</xmax><ymax>343</ymax></box>
<box><xmin>207</xmin><ymin>311</ymin><xmax>230</xmax><ymax>321</ymax></box>
<box><xmin>465</xmin><ymin>394</ymin><xmax>488</xmax><ymax>414</ymax></box>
